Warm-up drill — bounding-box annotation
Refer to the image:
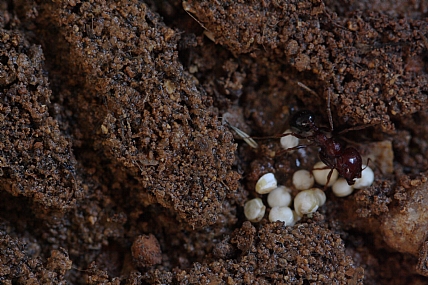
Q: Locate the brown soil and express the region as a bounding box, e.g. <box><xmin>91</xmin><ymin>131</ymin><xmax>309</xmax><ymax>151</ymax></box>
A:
<box><xmin>0</xmin><ymin>0</ymin><xmax>427</xmax><ymax>284</ymax></box>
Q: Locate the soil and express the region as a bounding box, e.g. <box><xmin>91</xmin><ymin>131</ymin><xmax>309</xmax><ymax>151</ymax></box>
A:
<box><xmin>0</xmin><ymin>0</ymin><xmax>427</xmax><ymax>284</ymax></box>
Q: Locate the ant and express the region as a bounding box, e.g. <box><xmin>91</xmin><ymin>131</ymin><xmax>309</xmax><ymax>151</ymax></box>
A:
<box><xmin>278</xmin><ymin>84</ymin><xmax>369</xmax><ymax>187</ymax></box>
<box><xmin>286</xmin><ymin>109</ymin><xmax>363</xmax><ymax>186</ymax></box>
<box><xmin>230</xmin><ymin>85</ymin><xmax>366</xmax><ymax>187</ymax></box>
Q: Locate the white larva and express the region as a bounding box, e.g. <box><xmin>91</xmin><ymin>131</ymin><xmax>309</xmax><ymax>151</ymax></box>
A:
<box><xmin>267</xmin><ymin>186</ymin><xmax>292</xmax><ymax>208</ymax></box>
<box><xmin>255</xmin><ymin>173</ymin><xmax>277</xmax><ymax>194</ymax></box>
<box><xmin>353</xmin><ymin>165</ymin><xmax>374</xmax><ymax>189</ymax></box>
<box><xmin>311</xmin><ymin>188</ymin><xmax>326</xmax><ymax>206</ymax></box>
<box><xmin>290</xmin><ymin>210</ymin><xmax>302</xmax><ymax>226</ymax></box>
<box><xmin>244</xmin><ymin>198</ymin><xmax>266</xmax><ymax>222</ymax></box>
<box><xmin>292</xmin><ymin>169</ymin><xmax>315</xmax><ymax>190</ymax></box>
<box><xmin>332</xmin><ymin>178</ymin><xmax>354</xmax><ymax>197</ymax></box>
<box><xmin>280</xmin><ymin>129</ymin><xmax>299</xmax><ymax>150</ymax></box>
<box><xmin>269</xmin><ymin>206</ymin><xmax>294</xmax><ymax>225</ymax></box>
<box><xmin>312</xmin><ymin>161</ymin><xmax>338</xmax><ymax>187</ymax></box>
<box><xmin>294</xmin><ymin>189</ymin><xmax>320</xmax><ymax>216</ymax></box>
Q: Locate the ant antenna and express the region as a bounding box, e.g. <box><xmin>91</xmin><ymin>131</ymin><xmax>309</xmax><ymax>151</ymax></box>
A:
<box><xmin>327</xmin><ymin>89</ymin><xmax>334</xmax><ymax>132</ymax></box>
<box><xmin>363</xmin><ymin>157</ymin><xmax>372</xmax><ymax>170</ymax></box>
<box><xmin>297</xmin><ymin>82</ymin><xmax>318</xmax><ymax>96</ymax></box>
<box><xmin>297</xmin><ymin>82</ymin><xmax>334</xmax><ymax>131</ymax></box>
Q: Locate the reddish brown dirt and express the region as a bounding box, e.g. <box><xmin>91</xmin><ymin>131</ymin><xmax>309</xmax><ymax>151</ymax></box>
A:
<box><xmin>132</xmin><ymin>234</ymin><xmax>162</xmax><ymax>267</ymax></box>
<box><xmin>0</xmin><ymin>0</ymin><xmax>427</xmax><ymax>284</ymax></box>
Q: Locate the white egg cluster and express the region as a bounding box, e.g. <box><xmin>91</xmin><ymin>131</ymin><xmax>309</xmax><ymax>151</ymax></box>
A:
<box><xmin>244</xmin><ymin>172</ymin><xmax>301</xmax><ymax>226</ymax></box>
<box><xmin>244</xmin><ymin>172</ymin><xmax>323</xmax><ymax>226</ymax></box>
<box><xmin>244</xmin><ymin>162</ymin><xmax>375</xmax><ymax>225</ymax></box>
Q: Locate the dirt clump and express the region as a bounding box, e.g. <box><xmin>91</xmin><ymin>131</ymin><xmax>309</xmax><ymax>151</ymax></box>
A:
<box><xmin>183</xmin><ymin>0</ymin><xmax>428</xmax><ymax>130</ymax></box>
<box><xmin>0</xmin><ymin>27</ymin><xmax>81</xmax><ymax>213</ymax></box>
<box><xmin>36</xmin><ymin>0</ymin><xmax>242</xmax><ymax>231</ymax></box>
<box><xmin>143</xmin><ymin>220</ymin><xmax>364</xmax><ymax>284</ymax></box>
<box><xmin>132</xmin><ymin>234</ymin><xmax>162</xmax><ymax>267</ymax></box>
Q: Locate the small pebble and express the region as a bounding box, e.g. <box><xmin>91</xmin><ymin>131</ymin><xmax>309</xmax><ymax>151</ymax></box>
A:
<box><xmin>312</xmin><ymin>161</ymin><xmax>338</xmax><ymax>187</ymax></box>
<box><xmin>244</xmin><ymin>198</ymin><xmax>266</xmax><ymax>222</ymax></box>
<box><xmin>353</xmin><ymin>165</ymin><xmax>374</xmax><ymax>189</ymax></box>
<box><xmin>292</xmin><ymin>169</ymin><xmax>315</xmax><ymax>190</ymax></box>
<box><xmin>267</xmin><ymin>186</ymin><xmax>292</xmax><ymax>208</ymax></box>
<box><xmin>255</xmin><ymin>173</ymin><xmax>277</xmax><ymax>194</ymax></box>
<box><xmin>131</xmin><ymin>234</ymin><xmax>162</xmax><ymax>267</ymax></box>
<box><xmin>332</xmin><ymin>178</ymin><xmax>354</xmax><ymax>197</ymax></box>
<box><xmin>269</xmin><ymin>206</ymin><xmax>294</xmax><ymax>225</ymax></box>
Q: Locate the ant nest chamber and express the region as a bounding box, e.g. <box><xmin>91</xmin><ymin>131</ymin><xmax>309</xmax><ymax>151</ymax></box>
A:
<box><xmin>242</xmin><ymin>110</ymin><xmax>375</xmax><ymax>225</ymax></box>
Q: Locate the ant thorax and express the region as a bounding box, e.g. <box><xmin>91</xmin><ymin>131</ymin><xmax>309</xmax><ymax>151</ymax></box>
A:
<box><xmin>313</xmin><ymin>134</ymin><xmax>345</xmax><ymax>158</ymax></box>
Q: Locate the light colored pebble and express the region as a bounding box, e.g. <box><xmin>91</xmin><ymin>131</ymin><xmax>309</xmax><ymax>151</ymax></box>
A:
<box><xmin>353</xmin><ymin>165</ymin><xmax>374</xmax><ymax>189</ymax></box>
<box><xmin>269</xmin><ymin>206</ymin><xmax>294</xmax><ymax>225</ymax></box>
<box><xmin>244</xmin><ymin>198</ymin><xmax>266</xmax><ymax>222</ymax></box>
<box><xmin>294</xmin><ymin>189</ymin><xmax>320</xmax><ymax>216</ymax></box>
<box><xmin>267</xmin><ymin>186</ymin><xmax>292</xmax><ymax>208</ymax></box>
<box><xmin>332</xmin><ymin>178</ymin><xmax>354</xmax><ymax>197</ymax></box>
<box><xmin>255</xmin><ymin>173</ymin><xmax>277</xmax><ymax>194</ymax></box>
<box><xmin>312</xmin><ymin>161</ymin><xmax>338</xmax><ymax>187</ymax></box>
<box><xmin>311</xmin><ymin>188</ymin><xmax>326</xmax><ymax>206</ymax></box>
<box><xmin>292</xmin><ymin>169</ymin><xmax>315</xmax><ymax>190</ymax></box>
<box><xmin>280</xmin><ymin>129</ymin><xmax>299</xmax><ymax>150</ymax></box>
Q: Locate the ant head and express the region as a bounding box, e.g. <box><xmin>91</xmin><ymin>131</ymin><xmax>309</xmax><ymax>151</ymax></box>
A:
<box><xmin>290</xmin><ymin>110</ymin><xmax>316</xmax><ymax>132</ymax></box>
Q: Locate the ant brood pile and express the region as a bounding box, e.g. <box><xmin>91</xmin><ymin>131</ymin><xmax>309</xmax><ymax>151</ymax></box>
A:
<box><xmin>242</xmin><ymin>109</ymin><xmax>375</xmax><ymax>225</ymax></box>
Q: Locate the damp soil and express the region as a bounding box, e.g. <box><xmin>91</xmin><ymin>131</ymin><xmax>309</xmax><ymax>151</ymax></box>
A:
<box><xmin>0</xmin><ymin>0</ymin><xmax>427</xmax><ymax>284</ymax></box>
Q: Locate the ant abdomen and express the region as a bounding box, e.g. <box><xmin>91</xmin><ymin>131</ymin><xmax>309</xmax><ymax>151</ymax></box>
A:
<box><xmin>336</xmin><ymin>147</ymin><xmax>363</xmax><ymax>185</ymax></box>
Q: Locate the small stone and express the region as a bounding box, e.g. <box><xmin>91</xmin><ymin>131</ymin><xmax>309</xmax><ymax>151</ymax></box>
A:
<box><xmin>131</xmin><ymin>234</ymin><xmax>162</xmax><ymax>267</ymax></box>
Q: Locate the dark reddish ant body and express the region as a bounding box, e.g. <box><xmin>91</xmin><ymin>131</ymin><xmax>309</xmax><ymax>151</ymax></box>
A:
<box><xmin>287</xmin><ymin>110</ymin><xmax>363</xmax><ymax>186</ymax></box>
<box><xmin>228</xmin><ymin>84</ymin><xmax>365</xmax><ymax>186</ymax></box>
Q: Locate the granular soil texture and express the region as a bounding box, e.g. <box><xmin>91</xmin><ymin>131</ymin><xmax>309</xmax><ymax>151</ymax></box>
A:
<box><xmin>0</xmin><ymin>27</ymin><xmax>81</xmax><ymax>213</ymax></box>
<box><xmin>0</xmin><ymin>0</ymin><xmax>427</xmax><ymax>284</ymax></box>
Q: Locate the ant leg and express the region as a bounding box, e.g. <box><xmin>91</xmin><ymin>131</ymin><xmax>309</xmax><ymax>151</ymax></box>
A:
<box><xmin>327</xmin><ymin>89</ymin><xmax>334</xmax><ymax>132</ymax></box>
<box><xmin>312</xmin><ymin>165</ymin><xmax>334</xmax><ymax>190</ymax></box>
<box><xmin>324</xmin><ymin>168</ymin><xmax>334</xmax><ymax>191</ymax></box>
<box><xmin>252</xmin><ymin>132</ymin><xmax>309</xmax><ymax>140</ymax></box>
<box><xmin>275</xmin><ymin>145</ymin><xmax>310</xmax><ymax>156</ymax></box>
<box><xmin>364</xmin><ymin>157</ymin><xmax>386</xmax><ymax>176</ymax></box>
<box><xmin>363</xmin><ymin>157</ymin><xmax>372</xmax><ymax>170</ymax></box>
<box><xmin>337</xmin><ymin>123</ymin><xmax>380</xmax><ymax>135</ymax></box>
<box><xmin>297</xmin><ymin>81</ymin><xmax>334</xmax><ymax>132</ymax></box>
<box><xmin>275</xmin><ymin>142</ymin><xmax>316</xmax><ymax>157</ymax></box>
<box><xmin>297</xmin><ymin>82</ymin><xmax>318</xmax><ymax>97</ymax></box>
